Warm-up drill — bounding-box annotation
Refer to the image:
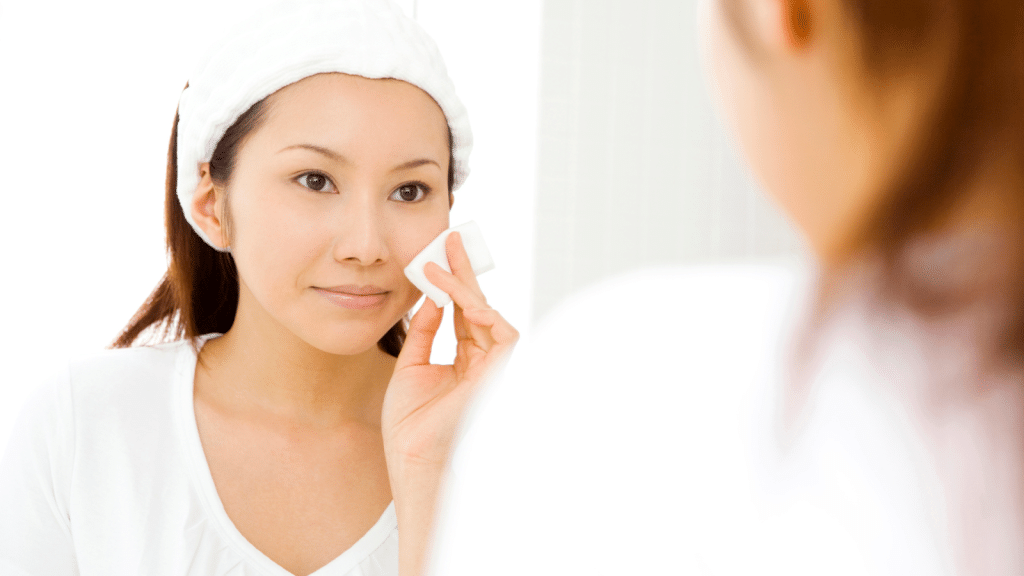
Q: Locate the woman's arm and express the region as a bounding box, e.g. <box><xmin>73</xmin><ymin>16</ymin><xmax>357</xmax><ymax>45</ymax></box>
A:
<box><xmin>0</xmin><ymin>366</ymin><xmax>80</xmax><ymax>575</ymax></box>
<box><xmin>382</xmin><ymin>231</ymin><xmax>519</xmax><ymax>576</ymax></box>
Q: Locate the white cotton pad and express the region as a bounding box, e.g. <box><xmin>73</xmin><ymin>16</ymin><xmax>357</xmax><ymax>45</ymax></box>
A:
<box><xmin>404</xmin><ymin>221</ymin><xmax>495</xmax><ymax>307</ymax></box>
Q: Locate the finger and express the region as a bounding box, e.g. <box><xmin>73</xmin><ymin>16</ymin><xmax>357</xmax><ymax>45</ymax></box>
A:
<box><xmin>427</xmin><ymin>240</ymin><xmax>496</xmax><ymax>350</ymax></box>
<box><xmin>461</xmin><ymin>307</ymin><xmax>518</xmax><ymax>348</ymax></box>
<box><xmin>459</xmin><ymin>308</ymin><xmax>520</xmax><ymax>387</ymax></box>
<box><xmin>455</xmin><ymin>303</ymin><xmax>495</xmax><ymax>350</ymax></box>
<box><xmin>453</xmin><ymin>302</ymin><xmax>470</xmax><ymax>342</ymax></box>
<box><xmin>445</xmin><ymin>232</ymin><xmax>486</xmax><ymax>303</ymax></box>
<box><xmin>425</xmin><ymin>261</ymin><xmax>489</xmax><ymax>313</ymax></box>
<box><xmin>426</xmin><ymin>261</ymin><xmax>492</xmax><ymax>347</ymax></box>
<box><xmin>394</xmin><ymin>298</ymin><xmax>443</xmax><ymax>370</ymax></box>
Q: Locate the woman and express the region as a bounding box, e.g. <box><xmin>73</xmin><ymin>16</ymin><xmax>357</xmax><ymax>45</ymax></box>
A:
<box><xmin>432</xmin><ymin>0</ymin><xmax>1023</xmax><ymax>574</ymax></box>
<box><xmin>0</xmin><ymin>1</ymin><xmax>516</xmax><ymax>575</ymax></box>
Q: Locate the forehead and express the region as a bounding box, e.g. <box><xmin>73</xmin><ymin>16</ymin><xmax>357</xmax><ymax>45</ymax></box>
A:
<box><xmin>251</xmin><ymin>72</ymin><xmax>450</xmax><ymax>158</ymax></box>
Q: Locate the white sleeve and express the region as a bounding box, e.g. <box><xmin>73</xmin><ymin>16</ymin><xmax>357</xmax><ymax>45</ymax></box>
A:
<box><xmin>429</xmin><ymin>266</ymin><xmax>815</xmax><ymax>575</ymax></box>
<box><xmin>430</xmin><ymin>266</ymin><xmax>953</xmax><ymax>576</ymax></box>
<box><xmin>0</xmin><ymin>363</ymin><xmax>81</xmax><ymax>576</ymax></box>
<box><xmin>429</xmin><ymin>269</ymin><xmax>738</xmax><ymax>574</ymax></box>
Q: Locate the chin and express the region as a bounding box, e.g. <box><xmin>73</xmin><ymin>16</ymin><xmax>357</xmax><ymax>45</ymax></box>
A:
<box><xmin>302</xmin><ymin>322</ymin><xmax>399</xmax><ymax>357</ymax></box>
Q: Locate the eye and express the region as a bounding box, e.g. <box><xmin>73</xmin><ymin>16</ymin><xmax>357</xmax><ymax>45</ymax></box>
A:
<box><xmin>296</xmin><ymin>172</ymin><xmax>336</xmax><ymax>193</ymax></box>
<box><xmin>390</xmin><ymin>183</ymin><xmax>430</xmax><ymax>203</ymax></box>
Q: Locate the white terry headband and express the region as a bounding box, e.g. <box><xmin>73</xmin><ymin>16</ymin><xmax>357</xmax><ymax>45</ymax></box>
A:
<box><xmin>176</xmin><ymin>0</ymin><xmax>473</xmax><ymax>250</ymax></box>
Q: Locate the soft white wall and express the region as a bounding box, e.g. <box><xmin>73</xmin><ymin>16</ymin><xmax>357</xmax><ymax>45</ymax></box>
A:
<box><xmin>530</xmin><ymin>0</ymin><xmax>803</xmax><ymax>320</ymax></box>
<box><xmin>413</xmin><ymin>0</ymin><xmax>542</xmax><ymax>363</ymax></box>
<box><xmin>0</xmin><ymin>0</ymin><xmax>196</xmax><ymax>454</ymax></box>
<box><xmin>0</xmin><ymin>0</ymin><xmax>541</xmax><ymax>454</ymax></box>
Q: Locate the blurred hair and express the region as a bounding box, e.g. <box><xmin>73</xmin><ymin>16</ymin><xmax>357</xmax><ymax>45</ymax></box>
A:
<box><xmin>113</xmin><ymin>86</ymin><xmax>456</xmax><ymax>356</ymax></box>
<box><xmin>726</xmin><ymin>0</ymin><xmax>1024</xmax><ymax>363</ymax></box>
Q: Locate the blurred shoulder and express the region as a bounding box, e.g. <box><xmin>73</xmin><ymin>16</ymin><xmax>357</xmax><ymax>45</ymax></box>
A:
<box><xmin>523</xmin><ymin>260</ymin><xmax>811</xmax><ymax>377</ymax></box>
<box><xmin>439</xmin><ymin>261</ymin><xmax>815</xmax><ymax>573</ymax></box>
<box><xmin>460</xmin><ymin>260</ymin><xmax>813</xmax><ymax>469</ymax></box>
<box><xmin>541</xmin><ymin>260</ymin><xmax>806</xmax><ymax>330</ymax></box>
<box><xmin>544</xmin><ymin>261</ymin><xmax>805</xmax><ymax>316</ymax></box>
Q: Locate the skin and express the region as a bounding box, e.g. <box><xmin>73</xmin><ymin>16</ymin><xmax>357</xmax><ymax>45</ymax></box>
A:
<box><xmin>702</xmin><ymin>0</ymin><xmax>954</xmax><ymax>264</ymax></box>
<box><xmin>188</xmin><ymin>73</ymin><xmax>518</xmax><ymax>576</ymax></box>
<box><xmin>705</xmin><ymin>1</ymin><xmax>1024</xmax><ymax>572</ymax></box>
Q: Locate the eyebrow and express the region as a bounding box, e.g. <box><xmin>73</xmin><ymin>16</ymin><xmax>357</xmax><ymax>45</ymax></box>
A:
<box><xmin>279</xmin><ymin>143</ymin><xmax>347</xmax><ymax>163</ymax></box>
<box><xmin>279</xmin><ymin>144</ymin><xmax>441</xmax><ymax>172</ymax></box>
<box><xmin>391</xmin><ymin>158</ymin><xmax>441</xmax><ymax>172</ymax></box>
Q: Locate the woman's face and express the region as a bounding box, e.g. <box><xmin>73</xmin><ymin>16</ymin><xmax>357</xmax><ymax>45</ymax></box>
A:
<box><xmin>700</xmin><ymin>0</ymin><xmax>869</xmax><ymax>260</ymax></box>
<box><xmin>700</xmin><ymin>0</ymin><xmax>942</xmax><ymax>262</ymax></box>
<box><xmin>220</xmin><ymin>73</ymin><xmax>451</xmax><ymax>355</ymax></box>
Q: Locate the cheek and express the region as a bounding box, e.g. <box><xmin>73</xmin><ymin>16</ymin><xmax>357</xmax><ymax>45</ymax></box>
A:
<box><xmin>227</xmin><ymin>183</ymin><xmax>327</xmax><ymax>289</ymax></box>
<box><xmin>705</xmin><ymin>0</ymin><xmax>802</xmax><ymax>214</ymax></box>
<box><xmin>390</xmin><ymin>206</ymin><xmax>450</xmax><ymax>271</ymax></box>
<box><xmin>707</xmin><ymin>2</ymin><xmax>766</xmax><ymax>170</ymax></box>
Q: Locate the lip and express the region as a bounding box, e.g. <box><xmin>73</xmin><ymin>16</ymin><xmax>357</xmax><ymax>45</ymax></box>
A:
<box><xmin>313</xmin><ymin>285</ymin><xmax>390</xmax><ymax>310</ymax></box>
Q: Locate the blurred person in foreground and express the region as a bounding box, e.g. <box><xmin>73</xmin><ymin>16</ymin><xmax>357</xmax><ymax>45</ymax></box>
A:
<box><xmin>430</xmin><ymin>0</ymin><xmax>1024</xmax><ymax>574</ymax></box>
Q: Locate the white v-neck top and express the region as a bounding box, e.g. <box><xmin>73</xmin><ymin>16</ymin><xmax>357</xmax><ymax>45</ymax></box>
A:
<box><xmin>0</xmin><ymin>339</ymin><xmax>399</xmax><ymax>576</ymax></box>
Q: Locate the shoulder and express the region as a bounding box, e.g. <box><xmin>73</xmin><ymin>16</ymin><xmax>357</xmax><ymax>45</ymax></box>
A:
<box><xmin>437</xmin><ymin>262</ymin><xmax>813</xmax><ymax>573</ymax></box>
<box><xmin>542</xmin><ymin>261</ymin><xmax>805</xmax><ymax>330</ymax></box>
<box><xmin>54</xmin><ymin>340</ymin><xmax>195</xmax><ymax>442</ymax></box>
<box><xmin>3</xmin><ymin>340</ymin><xmax>193</xmax><ymax>455</ymax></box>
<box><xmin>0</xmin><ymin>340</ymin><xmax>196</xmax><ymax>455</ymax></box>
<box><xmin>457</xmin><ymin>261</ymin><xmax>811</xmax><ymax>489</ymax></box>
<box><xmin>533</xmin><ymin>262</ymin><xmax>807</xmax><ymax>351</ymax></box>
<box><xmin>7</xmin><ymin>341</ymin><xmax>189</xmax><ymax>432</ymax></box>
<box><xmin>513</xmin><ymin>261</ymin><xmax>809</xmax><ymax>392</ymax></box>
<box><xmin>438</xmin><ymin>263</ymin><xmax>953</xmax><ymax>575</ymax></box>
<box><xmin>546</xmin><ymin>262</ymin><xmax>803</xmax><ymax>314</ymax></box>
<box><xmin>64</xmin><ymin>339</ymin><xmax>191</xmax><ymax>403</ymax></box>
<box><xmin>68</xmin><ymin>340</ymin><xmax>189</xmax><ymax>387</ymax></box>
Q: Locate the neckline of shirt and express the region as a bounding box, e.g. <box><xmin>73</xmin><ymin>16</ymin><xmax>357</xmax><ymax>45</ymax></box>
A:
<box><xmin>172</xmin><ymin>335</ymin><xmax>398</xmax><ymax>576</ymax></box>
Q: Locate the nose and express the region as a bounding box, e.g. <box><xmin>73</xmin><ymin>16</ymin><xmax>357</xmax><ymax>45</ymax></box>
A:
<box><xmin>330</xmin><ymin>192</ymin><xmax>389</xmax><ymax>266</ymax></box>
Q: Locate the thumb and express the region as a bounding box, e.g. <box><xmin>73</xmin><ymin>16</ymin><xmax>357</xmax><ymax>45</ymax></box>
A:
<box><xmin>395</xmin><ymin>298</ymin><xmax>444</xmax><ymax>370</ymax></box>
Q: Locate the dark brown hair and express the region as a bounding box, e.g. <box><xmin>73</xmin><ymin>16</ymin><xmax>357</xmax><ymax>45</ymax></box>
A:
<box><xmin>846</xmin><ymin>0</ymin><xmax>1024</xmax><ymax>363</ymax></box>
<box><xmin>727</xmin><ymin>0</ymin><xmax>1024</xmax><ymax>362</ymax></box>
<box><xmin>113</xmin><ymin>91</ymin><xmax>455</xmax><ymax>356</ymax></box>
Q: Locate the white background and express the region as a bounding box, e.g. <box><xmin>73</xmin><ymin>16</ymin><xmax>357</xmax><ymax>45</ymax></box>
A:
<box><xmin>0</xmin><ymin>0</ymin><xmax>542</xmax><ymax>451</ymax></box>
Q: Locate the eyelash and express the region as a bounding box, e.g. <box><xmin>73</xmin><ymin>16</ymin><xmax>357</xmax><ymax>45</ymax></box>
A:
<box><xmin>389</xmin><ymin>182</ymin><xmax>431</xmax><ymax>203</ymax></box>
<box><xmin>294</xmin><ymin>172</ymin><xmax>432</xmax><ymax>203</ymax></box>
<box><xmin>296</xmin><ymin>171</ymin><xmax>335</xmax><ymax>193</ymax></box>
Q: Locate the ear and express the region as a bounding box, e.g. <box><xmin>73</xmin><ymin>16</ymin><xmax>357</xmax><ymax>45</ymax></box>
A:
<box><xmin>758</xmin><ymin>0</ymin><xmax>814</xmax><ymax>52</ymax></box>
<box><xmin>190</xmin><ymin>163</ymin><xmax>230</xmax><ymax>250</ymax></box>
<box><xmin>778</xmin><ymin>0</ymin><xmax>811</xmax><ymax>48</ymax></box>
<box><xmin>782</xmin><ymin>0</ymin><xmax>813</xmax><ymax>48</ymax></box>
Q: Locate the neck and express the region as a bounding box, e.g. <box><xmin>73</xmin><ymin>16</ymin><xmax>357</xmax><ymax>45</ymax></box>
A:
<box><xmin>196</xmin><ymin>299</ymin><xmax>397</xmax><ymax>430</ymax></box>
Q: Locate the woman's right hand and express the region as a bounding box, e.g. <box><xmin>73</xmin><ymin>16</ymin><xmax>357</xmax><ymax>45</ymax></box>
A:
<box><xmin>381</xmin><ymin>231</ymin><xmax>518</xmax><ymax>575</ymax></box>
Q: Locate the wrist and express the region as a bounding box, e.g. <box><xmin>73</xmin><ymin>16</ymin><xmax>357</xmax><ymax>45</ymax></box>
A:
<box><xmin>384</xmin><ymin>436</ymin><xmax>453</xmax><ymax>472</ymax></box>
<box><xmin>384</xmin><ymin>447</ymin><xmax>453</xmax><ymax>576</ymax></box>
<box><xmin>387</xmin><ymin>452</ymin><xmax>447</xmax><ymax>491</ymax></box>
<box><xmin>387</xmin><ymin>456</ymin><xmax>447</xmax><ymax>576</ymax></box>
